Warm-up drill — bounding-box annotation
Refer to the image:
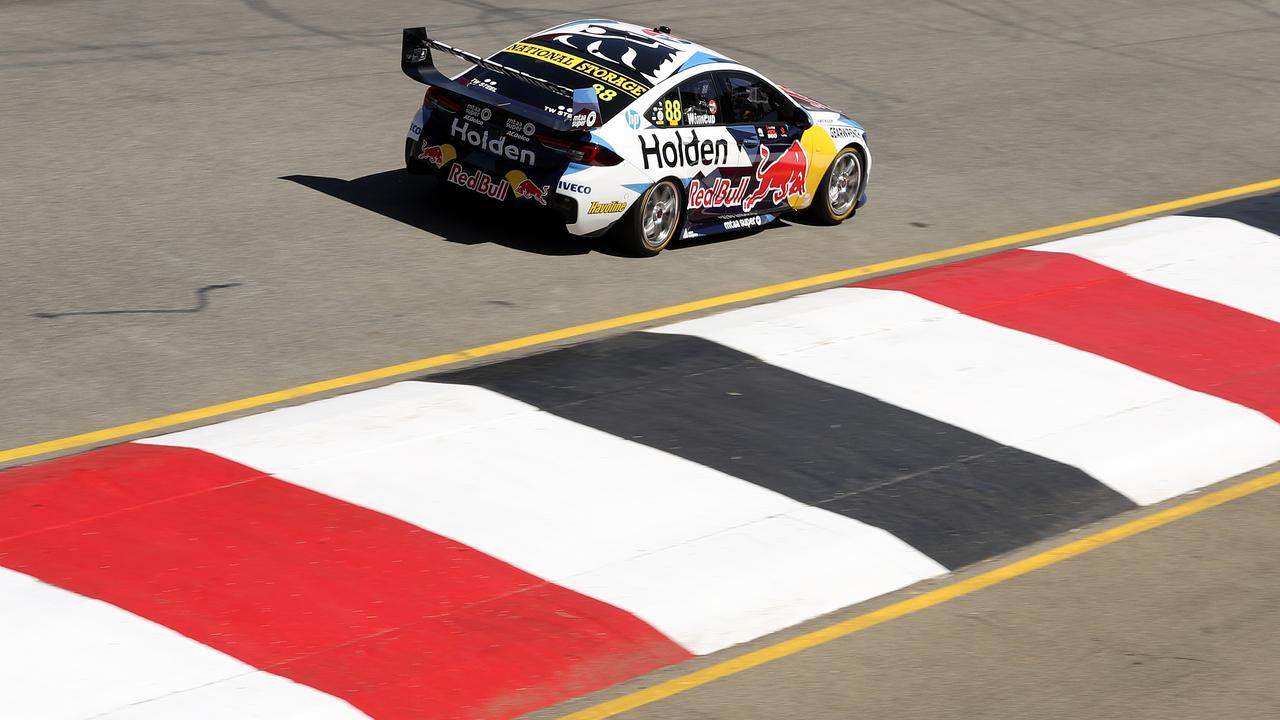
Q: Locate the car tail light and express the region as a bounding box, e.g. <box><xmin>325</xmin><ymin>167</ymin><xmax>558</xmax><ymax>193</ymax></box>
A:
<box><xmin>424</xmin><ymin>86</ymin><xmax>463</xmax><ymax>113</ymax></box>
<box><xmin>537</xmin><ymin>135</ymin><xmax>623</xmax><ymax>166</ymax></box>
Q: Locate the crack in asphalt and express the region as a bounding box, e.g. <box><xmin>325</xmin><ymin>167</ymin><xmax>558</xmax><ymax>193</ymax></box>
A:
<box><xmin>32</xmin><ymin>283</ymin><xmax>243</xmax><ymax>319</ymax></box>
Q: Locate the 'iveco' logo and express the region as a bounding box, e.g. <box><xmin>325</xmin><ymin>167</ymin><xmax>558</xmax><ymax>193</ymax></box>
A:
<box><xmin>639</xmin><ymin>130</ymin><xmax>729</xmax><ymax>170</ymax></box>
<box><xmin>451</xmin><ymin>118</ymin><xmax>536</xmax><ymax>164</ymax></box>
<box><xmin>558</xmin><ymin>181</ymin><xmax>592</xmax><ymax>194</ymax></box>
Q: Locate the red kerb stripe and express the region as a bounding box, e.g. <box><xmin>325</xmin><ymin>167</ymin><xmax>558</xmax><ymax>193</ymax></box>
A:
<box><xmin>0</xmin><ymin>443</ymin><xmax>690</xmax><ymax>719</ymax></box>
<box><xmin>861</xmin><ymin>249</ymin><xmax>1280</xmax><ymax>421</ymax></box>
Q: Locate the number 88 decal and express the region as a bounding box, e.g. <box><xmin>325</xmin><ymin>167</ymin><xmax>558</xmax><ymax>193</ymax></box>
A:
<box><xmin>663</xmin><ymin>98</ymin><xmax>682</xmax><ymax>125</ymax></box>
<box><xmin>591</xmin><ymin>84</ymin><xmax>618</xmax><ymax>102</ymax></box>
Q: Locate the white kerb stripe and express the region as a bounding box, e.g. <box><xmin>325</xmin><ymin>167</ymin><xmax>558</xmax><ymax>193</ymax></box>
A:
<box><xmin>567</xmin><ymin>506</ymin><xmax>944</xmax><ymax>654</ymax></box>
<box><xmin>1030</xmin><ymin>215</ymin><xmax>1280</xmax><ymax>322</ymax></box>
<box><xmin>652</xmin><ymin>287</ymin><xmax>1280</xmax><ymax>505</ymax></box>
<box><xmin>142</xmin><ymin>381</ymin><xmax>944</xmax><ymax>654</ymax></box>
<box><xmin>0</xmin><ymin>568</ymin><xmax>366</xmax><ymax>720</ymax></box>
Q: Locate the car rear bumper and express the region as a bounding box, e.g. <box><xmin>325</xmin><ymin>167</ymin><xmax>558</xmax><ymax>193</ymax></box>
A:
<box><xmin>406</xmin><ymin>136</ymin><xmax>581</xmax><ymax>224</ymax></box>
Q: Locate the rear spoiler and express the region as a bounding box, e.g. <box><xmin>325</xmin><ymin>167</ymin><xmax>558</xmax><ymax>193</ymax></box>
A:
<box><xmin>401</xmin><ymin>27</ymin><xmax>601</xmax><ymax>132</ymax></box>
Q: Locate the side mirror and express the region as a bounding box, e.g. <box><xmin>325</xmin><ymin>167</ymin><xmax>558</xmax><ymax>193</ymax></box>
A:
<box><xmin>792</xmin><ymin>105</ymin><xmax>812</xmax><ymax>129</ymax></box>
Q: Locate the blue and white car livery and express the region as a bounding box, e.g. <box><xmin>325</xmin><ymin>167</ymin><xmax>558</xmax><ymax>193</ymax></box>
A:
<box><xmin>403</xmin><ymin>19</ymin><xmax>870</xmax><ymax>255</ymax></box>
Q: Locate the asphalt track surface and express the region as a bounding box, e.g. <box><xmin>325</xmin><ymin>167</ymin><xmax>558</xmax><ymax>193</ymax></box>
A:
<box><xmin>3</xmin><ymin>0</ymin><xmax>1280</xmax><ymax>454</ymax></box>
<box><xmin>4</xmin><ymin>3</ymin><xmax>1280</xmax><ymax>719</ymax></box>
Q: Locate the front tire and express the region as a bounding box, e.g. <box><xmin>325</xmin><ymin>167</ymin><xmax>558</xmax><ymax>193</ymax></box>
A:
<box><xmin>616</xmin><ymin>179</ymin><xmax>682</xmax><ymax>257</ymax></box>
<box><xmin>807</xmin><ymin>147</ymin><xmax>863</xmax><ymax>224</ymax></box>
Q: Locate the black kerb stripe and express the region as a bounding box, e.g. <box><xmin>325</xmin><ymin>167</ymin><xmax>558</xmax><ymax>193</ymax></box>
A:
<box><xmin>430</xmin><ymin>333</ymin><xmax>1136</xmax><ymax>570</ymax></box>
<box><xmin>1183</xmin><ymin>190</ymin><xmax>1280</xmax><ymax>235</ymax></box>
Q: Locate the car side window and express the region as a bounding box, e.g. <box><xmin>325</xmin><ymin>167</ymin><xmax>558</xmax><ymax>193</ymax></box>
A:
<box><xmin>646</xmin><ymin>88</ymin><xmax>676</xmax><ymax>127</ymax></box>
<box><xmin>719</xmin><ymin>72</ymin><xmax>788</xmax><ymax>124</ymax></box>
<box><xmin>646</xmin><ymin>73</ymin><xmax>724</xmax><ymax>127</ymax></box>
<box><xmin>674</xmin><ymin>74</ymin><xmax>722</xmax><ymax>126</ymax></box>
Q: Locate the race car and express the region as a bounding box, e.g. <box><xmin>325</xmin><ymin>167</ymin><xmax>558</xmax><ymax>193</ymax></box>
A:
<box><xmin>402</xmin><ymin>20</ymin><xmax>870</xmax><ymax>256</ymax></box>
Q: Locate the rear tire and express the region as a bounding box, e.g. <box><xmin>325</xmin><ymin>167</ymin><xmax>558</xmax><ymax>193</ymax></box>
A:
<box><xmin>616</xmin><ymin>179</ymin><xmax>683</xmax><ymax>257</ymax></box>
<box><xmin>405</xmin><ymin>137</ymin><xmax>431</xmax><ymax>175</ymax></box>
<box><xmin>807</xmin><ymin>147</ymin><xmax>863</xmax><ymax>225</ymax></box>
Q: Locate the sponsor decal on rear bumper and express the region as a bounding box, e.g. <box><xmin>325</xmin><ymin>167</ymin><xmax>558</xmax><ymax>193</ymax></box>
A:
<box><xmin>419</xmin><ymin>143</ymin><xmax>457</xmax><ymax>169</ymax></box>
<box><xmin>444</xmin><ymin>165</ymin><xmax>551</xmax><ymax>205</ymax></box>
<box><xmin>446</xmin><ymin>164</ymin><xmax>509</xmax><ymax>201</ymax></box>
<box><xmin>505</xmin><ymin>170</ymin><xmax>550</xmax><ymax>205</ymax></box>
<box><xmin>559</xmin><ymin>181</ymin><xmax>592</xmax><ymax>194</ymax></box>
<box><xmin>587</xmin><ymin>200</ymin><xmax>627</xmax><ymax>214</ymax></box>
<box><xmin>451</xmin><ymin>118</ymin><xmax>536</xmax><ymax>164</ymax></box>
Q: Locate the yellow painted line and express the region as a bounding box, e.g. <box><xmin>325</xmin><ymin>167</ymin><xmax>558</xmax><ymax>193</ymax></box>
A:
<box><xmin>3</xmin><ymin>176</ymin><xmax>1279</xmax><ymax>468</ymax></box>
<box><xmin>559</xmin><ymin>468</ymin><xmax>1280</xmax><ymax>719</ymax></box>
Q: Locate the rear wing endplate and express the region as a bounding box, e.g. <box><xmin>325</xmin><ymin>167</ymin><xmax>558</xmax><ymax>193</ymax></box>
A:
<box><xmin>401</xmin><ymin>27</ymin><xmax>601</xmax><ymax>132</ymax></box>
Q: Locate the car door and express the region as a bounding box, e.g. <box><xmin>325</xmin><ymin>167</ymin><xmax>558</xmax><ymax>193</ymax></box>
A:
<box><xmin>717</xmin><ymin>70</ymin><xmax>811</xmax><ymax>216</ymax></box>
<box><xmin>636</xmin><ymin>72</ymin><xmax>754</xmax><ymax>226</ymax></box>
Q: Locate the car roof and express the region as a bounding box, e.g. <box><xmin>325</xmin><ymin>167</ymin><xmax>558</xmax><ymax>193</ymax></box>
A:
<box><xmin>518</xmin><ymin>19</ymin><xmax>737</xmax><ymax>88</ymax></box>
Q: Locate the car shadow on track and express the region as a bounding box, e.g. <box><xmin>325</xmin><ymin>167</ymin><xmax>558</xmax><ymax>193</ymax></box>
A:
<box><xmin>283</xmin><ymin>169</ymin><xmax>765</xmax><ymax>257</ymax></box>
<box><xmin>283</xmin><ymin>170</ymin><xmax>611</xmax><ymax>257</ymax></box>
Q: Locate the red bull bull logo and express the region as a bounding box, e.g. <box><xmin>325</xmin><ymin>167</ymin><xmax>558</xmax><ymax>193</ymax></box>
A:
<box><xmin>504</xmin><ymin>170</ymin><xmax>550</xmax><ymax>206</ymax></box>
<box><xmin>513</xmin><ymin>179</ymin><xmax>549</xmax><ymax>205</ymax></box>
<box><xmin>418</xmin><ymin>143</ymin><xmax>456</xmax><ymax>169</ymax></box>
<box><xmin>419</xmin><ymin>145</ymin><xmax>444</xmax><ymax>166</ymax></box>
<box><xmin>742</xmin><ymin>141</ymin><xmax>810</xmax><ymax>213</ymax></box>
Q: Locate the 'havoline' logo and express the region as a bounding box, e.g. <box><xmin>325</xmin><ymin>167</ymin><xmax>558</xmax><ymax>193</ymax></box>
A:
<box><xmin>639</xmin><ymin>130</ymin><xmax>729</xmax><ymax>170</ymax></box>
<box><xmin>451</xmin><ymin>118</ymin><xmax>536</xmax><ymax>164</ymax></box>
<box><xmin>587</xmin><ymin>200</ymin><xmax>627</xmax><ymax>214</ymax></box>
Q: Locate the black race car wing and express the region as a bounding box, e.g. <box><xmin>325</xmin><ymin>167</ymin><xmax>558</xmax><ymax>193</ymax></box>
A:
<box><xmin>401</xmin><ymin>27</ymin><xmax>598</xmax><ymax>133</ymax></box>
